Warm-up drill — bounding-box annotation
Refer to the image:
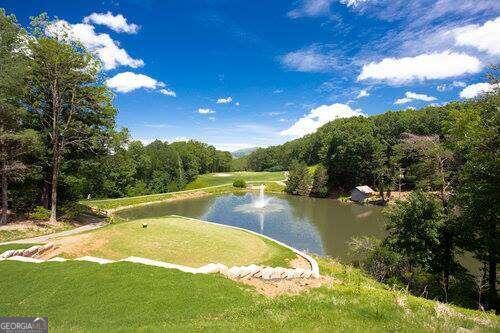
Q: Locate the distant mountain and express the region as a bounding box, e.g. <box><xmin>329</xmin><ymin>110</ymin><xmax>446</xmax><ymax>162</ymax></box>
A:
<box><xmin>231</xmin><ymin>147</ymin><xmax>258</xmax><ymax>158</ymax></box>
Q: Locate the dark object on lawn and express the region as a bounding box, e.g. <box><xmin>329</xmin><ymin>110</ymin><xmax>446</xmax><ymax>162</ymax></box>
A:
<box><xmin>142</xmin><ymin>223</ymin><xmax>148</xmax><ymax>228</ymax></box>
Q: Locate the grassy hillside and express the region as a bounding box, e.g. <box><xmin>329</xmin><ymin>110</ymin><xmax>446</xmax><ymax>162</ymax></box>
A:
<box><xmin>84</xmin><ymin>171</ymin><xmax>286</xmax><ymax>211</ymax></box>
<box><xmin>0</xmin><ymin>258</ymin><xmax>496</xmax><ymax>332</ymax></box>
<box><xmin>48</xmin><ymin>216</ymin><xmax>295</xmax><ymax>267</ymax></box>
<box><xmin>185</xmin><ymin>171</ymin><xmax>285</xmax><ymax>189</ymax></box>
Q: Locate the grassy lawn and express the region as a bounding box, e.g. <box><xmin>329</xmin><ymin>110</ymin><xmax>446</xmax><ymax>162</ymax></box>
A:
<box><xmin>49</xmin><ymin>216</ymin><xmax>295</xmax><ymax>267</ymax></box>
<box><xmin>185</xmin><ymin>171</ymin><xmax>286</xmax><ymax>189</ymax></box>
<box><xmin>0</xmin><ymin>258</ymin><xmax>496</xmax><ymax>332</ymax></box>
<box><xmin>84</xmin><ymin>171</ymin><xmax>286</xmax><ymax>211</ymax></box>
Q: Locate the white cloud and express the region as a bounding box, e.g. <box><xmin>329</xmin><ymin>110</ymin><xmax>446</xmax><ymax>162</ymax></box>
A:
<box><xmin>454</xmin><ymin>17</ymin><xmax>500</xmax><ymax>56</ymax></box>
<box><xmin>437</xmin><ymin>80</ymin><xmax>466</xmax><ymax>92</ymax></box>
<box><xmin>358</xmin><ymin>51</ymin><xmax>482</xmax><ymax>84</ymax></box>
<box><xmin>159</xmin><ymin>89</ymin><xmax>176</xmax><ymax>97</ymax></box>
<box><xmin>281</xmin><ymin>45</ymin><xmax>337</xmax><ymax>72</ymax></box>
<box><xmin>216</xmin><ymin>97</ymin><xmax>232</xmax><ymax>104</ymax></box>
<box><xmin>280</xmin><ymin>103</ymin><xmax>365</xmax><ymax>138</ymax></box>
<box><xmin>198</xmin><ymin>108</ymin><xmax>215</xmax><ymax>114</ymax></box>
<box><xmin>340</xmin><ymin>0</ymin><xmax>370</xmax><ymax>7</ymax></box>
<box><xmin>394</xmin><ymin>91</ymin><xmax>437</xmax><ymax>104</ymax></box>
<box><xmin>235</xmin><ymin>102</ymin><xmax>240</xmax><ymax>106</ymax></box>
<box><xmin>459</xmin><ymin>82</ymin><xmax>497</xmax><ymax>99</ymax></box>
<box><xmin>287</xmin><ymin>0</ymin><xmax>333</xmax><ymax>18</ymax></box>
<box><xmin>46</xmin><ymin>20</ymin><xmax>143</xmax><ymax>70</ymax></box>
<box><xmin>83</xmin><ymin>12</ymin><xmax>139</xmax><ymax>34</ymax></box>
<box><xmin>105</xmin><ymin>72</ymin><xmax>164</xmax><ymax>93</ymax></box>
<box><xmin>356</xmin><ymin>89</ymin><xmax>370</xmax><ymax>98</ymax></box>
<box><xmin>213</xmin><ymin>142</ymin><xmax>255</xmax><ymax>152</ymax></box>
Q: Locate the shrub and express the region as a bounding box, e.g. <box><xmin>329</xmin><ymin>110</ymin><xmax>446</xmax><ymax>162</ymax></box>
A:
<box><xmin>232</xmin><ymin>178</ymin><xmax>246</xmax><ymax>188</ymax></box>
<box><xmin>60</xmin><ymin>203</ymin><xmax>88</xmax><ymax>220</ymax></box>
<box><xmin>28</xmin><ymin>206</ymin><xmax>51</xmax><ymax>220</ymax></box>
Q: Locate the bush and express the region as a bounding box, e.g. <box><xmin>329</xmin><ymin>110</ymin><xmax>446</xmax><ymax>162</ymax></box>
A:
<box><xmin>232</xmin><ymin>178</ymin><xmax>246</xmax><ymax>188</ymax></box>
<box><xmin>60</xmin><ymin>203</ymin><xmax>88</xmax><ymax>220</ymax></box>
<box><xmin>28</xmin><ymin>206</ymin><xmax>51</xmax><ymax>220</ymax></box>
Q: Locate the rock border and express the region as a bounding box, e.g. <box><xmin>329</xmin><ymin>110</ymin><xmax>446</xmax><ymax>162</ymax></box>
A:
<box><xmin>170</xmin><ymin>215</ymin><xmax>320</xmax><ymax>278</ymax></box>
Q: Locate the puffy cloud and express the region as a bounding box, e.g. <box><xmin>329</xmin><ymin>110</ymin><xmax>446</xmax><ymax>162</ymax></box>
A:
<box><xmin>216</xmin><ymin>97</ymin><xmax>233</xmax><ymax>104</ymax></box>
<box><xmin>394</xmin><ymin>91</ymin><xmax>436</xmax><ymax>104</ymax></box>
<box><xmin>281</xmin><ymin>45</ymin><xmax>337</xmax><ymax>72</ymax></box>
<box><xmin>83</xmin><ymin>12</ymin><xmax>139</xmax><ymax>34</ymax></box>
<box><xmin>356</xmin><ymin>89</ymin><xmax>370</xmax><ymax>98</ymax></box>
<box><xmin>459</xmin><ymin>82</ymin><xmax>497</xmax><ymax>99</ymax></box>
<box><xmin>454</xmin><ymin>17</ymin><xmax>500</xmax><ymax>56</ymax></box>
<box><xmin>287</xmin><ymin>0</ymin><xmax>333</xmax><ymax>18</ymax></box>
<box><xmin>46</xmin><ymin>20</ymin><xmax>143</xmax><ymax>70</ymax></box>
<box><xmin>160</xmin><ymin>89</ymin><xmax>176</xmax><ymax>97</ymax></box>
<box><xmin>280</xmin><ymin>103</ymin><xmax>365</xmax><ymax>138</ymax></box>
<box><xmin>105</xmin><ymin>72</ymin><xmax>164</xmax><ymax>93</ymax></box>
<box><xmin>358</xmin><ymin>51</ymin><xmax>482</xmax><ymax>84</ymax></box>
<box><xmin>198</xmin><ymin>108</ymin><xmax>215</xmax><ymax>114</ymax></box>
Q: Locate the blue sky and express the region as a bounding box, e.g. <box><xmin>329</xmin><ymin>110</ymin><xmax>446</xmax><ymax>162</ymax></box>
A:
<box><xmin>3</xmin><ymin>0</ymin><xmax>499</xmax><ymax>151</ymax></box>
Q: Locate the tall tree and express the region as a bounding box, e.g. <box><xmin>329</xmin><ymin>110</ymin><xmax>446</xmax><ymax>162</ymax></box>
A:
<box><xmin>447</xmin><ymin>91</ymin><xmax>499</xmax><ymax>312</ymax></box>
<box><xmin>0</xmin><ymin>10</ymin><xmax>39</xmax><ymax>224</ymax></box>
<box><xmin>26</xmin><ymin>23</ymin><xmax>116</xmax><ymax>222</ymax></box>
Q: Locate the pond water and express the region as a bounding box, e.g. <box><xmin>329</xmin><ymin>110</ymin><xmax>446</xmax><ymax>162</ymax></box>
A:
<box><xmin>116</xmin><ymin>192</ymin><xmax>386</xmax><ymax>261</ymax></box>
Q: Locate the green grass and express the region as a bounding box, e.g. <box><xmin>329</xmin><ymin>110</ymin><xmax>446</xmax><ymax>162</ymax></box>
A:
<box><xmin>0</xmin><ymin>258</ymin><xmax>496</xmax><ymax>332</ymax></box>
<box><xmin>0</xmin><ymin>243</ymin><xmax>41</xmax><ymax>252</ymax></box>
<box><xmin>51</xmin><ymin>216</ymin><xmax>295</xmax><ymax>267</ymax></box>
<box><xmin>185</xmin><ymin>171</ymin><xmax>285</xmax><ymax>189</ymax></box>
<box><xmin>84</xmin><ymin>171</ymin><xmax>286</xmax><ymax>211</ymax></box>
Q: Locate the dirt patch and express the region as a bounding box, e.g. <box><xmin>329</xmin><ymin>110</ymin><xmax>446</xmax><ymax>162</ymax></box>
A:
<box><xmin>289</xmin><ymin>256</ymin><xmax>311</xmax><ymax>270</ymax></box>
<box><xmin>213</xmin><ymin>173</ymin><xmax>231</xmax><ymax>177</ymax></box>
<box><xmin>435</xmin><ymin>302</ymin><xmax>493</xmax><ymax>327</ymax></box>
<box><xmin>39</xmin><ymin>231</ymin><xmax>110</xmax><ymax>259</ymax></box>
<box><xmin>233</xmin><ymin>275</ymin><xmax>336</xmax><ymax>297</ymax></box>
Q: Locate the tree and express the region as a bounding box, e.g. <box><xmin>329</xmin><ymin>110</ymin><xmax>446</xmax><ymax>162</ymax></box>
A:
<box><xmin>447</xmin><ymin>91</ymin><xmax>499</xmax><ymax>312</ymax></box>
<box><xmin>285</xmin><ymin>162</ymin><xmax>309</xmax><ymax>195</ymax></box>
<box><xmin>0</xmin><ymin>10</ymin><xmax>39</xmax><ymax>223</ymax></box>
<box><xmin>26</xmin><ymin>25</ymin><xmax>116</xmax><ymax>222</ymax></box>
<box><xmin>385</xmin><ymin>191</ymin><xmax>445</xmax><ymax>272</ymax></box>
<box><xmin>310</xmin><ymin>165</ymin><xmax>328</xmax><ymax>197</ymax></box>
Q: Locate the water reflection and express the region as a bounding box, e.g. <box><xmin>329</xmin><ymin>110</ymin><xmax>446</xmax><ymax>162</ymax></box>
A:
<box><xmin>116</xmin><ymin>192</ymin><xmax>385</xmax><ymax>261</ymax></box>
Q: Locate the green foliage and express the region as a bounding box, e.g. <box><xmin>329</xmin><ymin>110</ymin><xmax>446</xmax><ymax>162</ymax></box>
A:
<box><xmin>28</xmin><ymin>206</ymin><xmax>51</xmax><ymax>220</ymax></box>
<box><xmin>285</xmin><ymin>162</ymin><xmax>313</xmax><ymax>196</ymax></box>
<box><xmin>310</xmin><ymin>164</ymin><xmax>329</xmax><ymax>197</ymax></box>
<box><xmin>384</xmin><ymin>191</ymin><xmax>444</xmax><ymax>270</ymax></box>
<box><xmin>232</xmin><ymin>177</ymin><xmax>246</xmax><ymax>188</ymax></box>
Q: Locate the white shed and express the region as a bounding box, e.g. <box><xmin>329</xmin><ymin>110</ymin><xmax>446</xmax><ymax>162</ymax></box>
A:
<box><xmin>351</xmin><ymin>185</ymin><xmax>375</xmax><ymax>202</ymax></box>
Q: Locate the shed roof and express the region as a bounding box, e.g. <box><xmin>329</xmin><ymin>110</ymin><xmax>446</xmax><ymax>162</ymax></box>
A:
<box><xmin>354</xmin><ymin>185</ymin><xmax>375</xmax><ymax>194</ymax></box>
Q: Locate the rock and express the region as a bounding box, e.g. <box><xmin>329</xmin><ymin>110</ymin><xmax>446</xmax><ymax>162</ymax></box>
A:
<box><xmin>300</xmin><ymin>270</ymin><xmax>312</xmax><ymax>279</ymax></box>
<box><xmin>260</xmin><ymin>267</ymin><xmax>274</xmax><ymax>280</ymax></box>
<box><xmin>198</xmin><ymin>263</ymin><xmax>227</xmax><ymax>274</ymax></box>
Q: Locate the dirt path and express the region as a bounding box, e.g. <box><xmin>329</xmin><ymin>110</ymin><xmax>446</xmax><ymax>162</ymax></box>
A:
<box><xmin>0</xmin><ymin>217</ymin><xmax>106</xmax><ymax>245</ymax></box>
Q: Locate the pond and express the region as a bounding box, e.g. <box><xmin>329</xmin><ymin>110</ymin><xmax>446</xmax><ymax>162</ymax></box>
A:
<box><xmin>116</xmin><ymin>192</ymin><xmax>386</xmax><ymax>261</ymax></box>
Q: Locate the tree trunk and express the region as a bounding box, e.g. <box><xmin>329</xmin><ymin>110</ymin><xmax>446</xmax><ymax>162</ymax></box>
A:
<box><xmin>49</xmin><ymin>147</ymin><xmax>60</xmax><ymax>223</ymax></box>
<box><xmin>488</xmin><ymin>240</ymin><xmax>497</xmax><ymax>313</ymax></box>
<box><xmin>1</xmin><ymin>164</ymin><xmax>7</xmax><ymax>224</ymax></box>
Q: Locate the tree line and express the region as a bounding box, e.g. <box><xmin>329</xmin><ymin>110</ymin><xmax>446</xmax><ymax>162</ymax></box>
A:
<box><xmin>243</xmin><ymin>82</ymin><xmax>499</xmax><ymax>312</ymax></box>
<box><xmin>0</xmin><ymin>11</ymin><xmax>231</xmax><ymax>224</ymax></box>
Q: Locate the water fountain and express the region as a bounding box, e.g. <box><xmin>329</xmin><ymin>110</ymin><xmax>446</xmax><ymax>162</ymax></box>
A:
<box><xmin>253</xmin><ymin>184</ymin><xmax>269</xmax><ymax>209</ymax></box>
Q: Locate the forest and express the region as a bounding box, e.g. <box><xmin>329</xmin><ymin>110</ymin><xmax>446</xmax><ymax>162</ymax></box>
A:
<box><xmin>0</xmin><ymin>11</ymin><xmax>231</xmax><ymax>224</ymax></box>
<box><xmin>241</xmin><ymin>80</ymin><xmax>499</xmax><ymax>311</ymax></box>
